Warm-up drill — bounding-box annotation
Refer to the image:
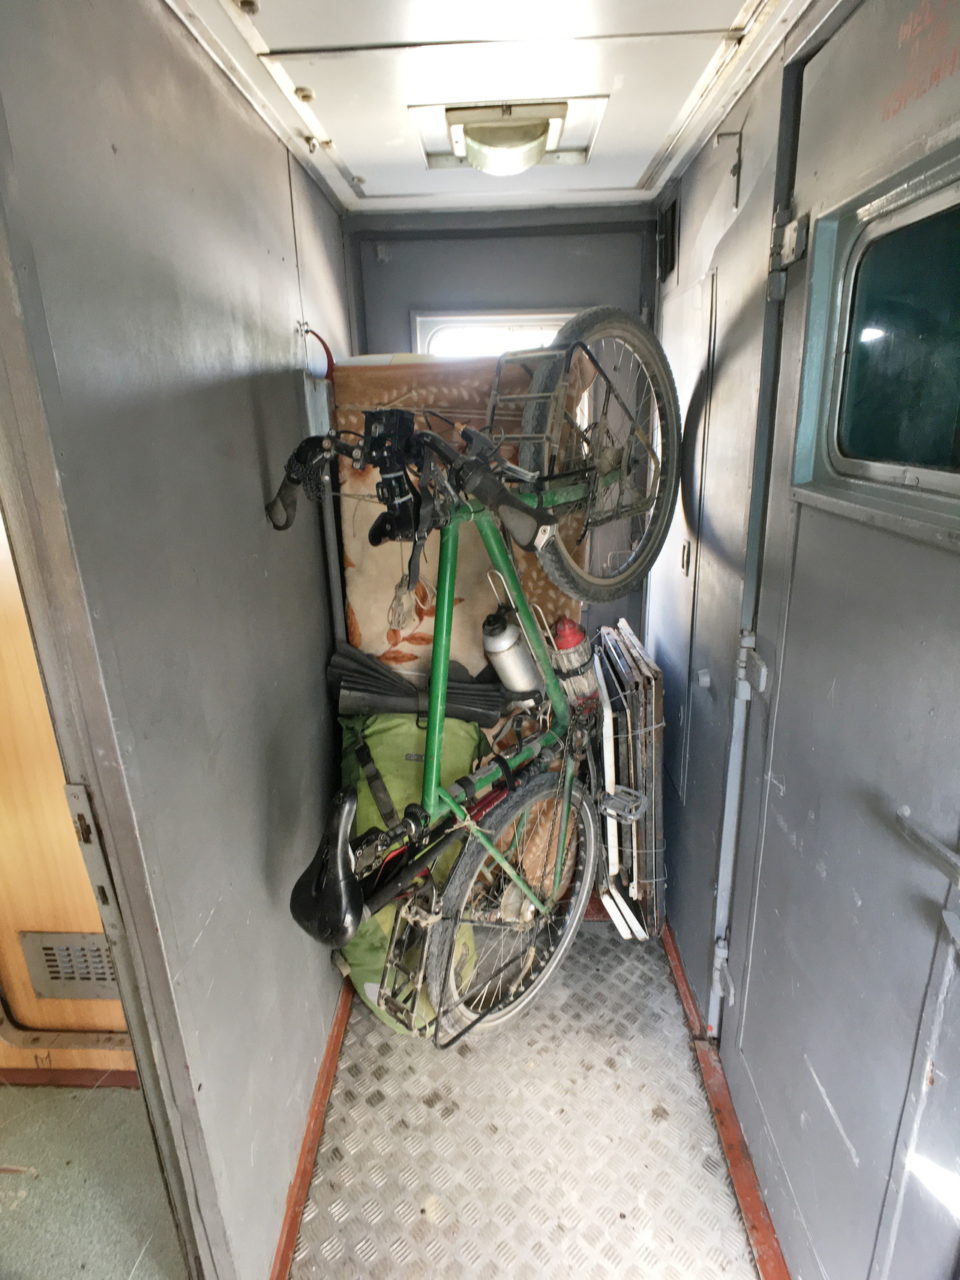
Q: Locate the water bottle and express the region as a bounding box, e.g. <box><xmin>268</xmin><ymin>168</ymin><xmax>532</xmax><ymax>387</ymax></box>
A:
<box><xmin>482</xmin><ymin>606</ymin><xmax>544</xmax><ymax>698</ymax></box>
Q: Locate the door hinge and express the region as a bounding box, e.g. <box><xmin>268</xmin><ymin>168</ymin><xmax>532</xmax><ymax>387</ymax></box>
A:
<box><xmin>734</xmin><ymin>632</ymin><xmax>767</xmax><ymax>701</ymax></box>
<box><xmin>771</xmin><ymin>208</ymin><xmax>809</xmax><ymax>269</ymax></box>
<box><xmin>768</xmin><ymin>208</ymin><xmax>809</xmax><ymax>299</ymax></box>
<box><xmin>712</xmin><ymin>936</ymin><xmax>736</xmax><ymax>1006</ymax></box>
<box><xmin>64</xmin><ymin>783</ymin><xmax>123</xmax><ymax>945</ymax></box>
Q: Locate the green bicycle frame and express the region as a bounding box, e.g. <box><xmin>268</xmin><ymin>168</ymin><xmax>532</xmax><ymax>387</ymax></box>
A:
<box><xmin>421</xmin><ymin>506</ymin><xmax>569</xmax><ymax>817</ymax></box>
<box><xmin>417</xmin><ymin>491</ymin><xmax>584</xmax><ymax>914</ymax></box>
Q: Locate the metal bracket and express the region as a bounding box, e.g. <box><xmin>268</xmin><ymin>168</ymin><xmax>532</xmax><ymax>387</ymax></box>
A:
<box><xmin>714</xmin><ymin>128</ymin><xmax>743</xmax><ymax>209</ymax></box>
<box><xmin>533</xmin><ymin>523</ymin><xmax>556</xmax><ymax>553</ymax></box>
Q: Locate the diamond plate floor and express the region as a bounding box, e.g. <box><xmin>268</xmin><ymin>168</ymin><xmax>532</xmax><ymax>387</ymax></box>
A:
<box><xmin>292</xmin><ymin>925</ymin><xmax>758</xmax><ymax>1280</ymax></box>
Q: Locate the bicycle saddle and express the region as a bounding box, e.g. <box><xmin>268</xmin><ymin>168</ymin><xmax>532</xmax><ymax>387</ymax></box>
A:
<box><xmin>290</xmin><ymin>788</ymin><xmax>363</xmax><ymax>947</ymax></box>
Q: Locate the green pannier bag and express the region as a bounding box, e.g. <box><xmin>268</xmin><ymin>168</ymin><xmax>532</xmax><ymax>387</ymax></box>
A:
<box><xmin>337</xmin><ymin>714</ymin><xmax>484</xmax><ymax>1034</ymax></box>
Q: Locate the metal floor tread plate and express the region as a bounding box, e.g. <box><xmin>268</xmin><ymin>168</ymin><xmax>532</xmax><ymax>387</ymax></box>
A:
<box><xmin>292</xmin><ymin>925</ymin><xmax>758</xmax><ymax>1279</ymax></box>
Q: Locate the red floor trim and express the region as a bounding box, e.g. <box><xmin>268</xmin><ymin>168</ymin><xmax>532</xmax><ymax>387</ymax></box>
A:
<box><xmin>694</xmin><ymin>1041</ymin><xmax>791</xmax><ymax>1280</ymax></box>
<box><xmin>661</xmin><ymin>923</ymin><xmax>704</xmax><ymax>1037</ymax></box>
<box><xmin>0</xmin><ymin>1068</ymin><xmax>139</xmax><ymax>1089</ymax></box>
<box><xmin>270</xmin><ymin>982</ymin><xmax>353</xmax><ymax>1280</ymax></box>
<box><xmin>662</xmin><ymin>928</ymin><xmax>791</xmax><ymax>1280</ymax></box>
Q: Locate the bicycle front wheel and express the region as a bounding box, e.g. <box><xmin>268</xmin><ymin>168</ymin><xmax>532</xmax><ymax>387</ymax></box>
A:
<box><xmin>519</xmin><ymin>307</ymin><xmax>681</xmax><ymax>603</ymax></box>
<box><xmin>425</xmin><ymin>770</ymin><xmax>598</xmax><ymax>1037</ymax></box>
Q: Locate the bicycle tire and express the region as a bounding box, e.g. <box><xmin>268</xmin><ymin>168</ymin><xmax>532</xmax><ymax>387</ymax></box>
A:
<box><xmin>425</xmin><ymin>770</ymin><xmax>598</xmax><ymax>1037</ymax></box>
<box><xmin>519</xmin><ymin>306</ymin><xmax>682</xmax><ymax>603</ymax></box>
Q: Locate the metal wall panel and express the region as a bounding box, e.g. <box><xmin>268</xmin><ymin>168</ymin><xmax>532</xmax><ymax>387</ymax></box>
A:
<box><xmin>0</xmin><ymin>2</ymin><xmax>350</xmax><ymax>1277</ymax></box>
<box><xmin>356</xmin><ymin>222</ymin><xmax>655</xmax><ymax>352</ymax></box>
<box><xmin>291</xmin><ymin>155</ymin><xmax>354</xmax><ymax>363</ymax></box>
<box><xmin>647</xmin><ymin>56</ymin><xmax>781</xmax><ymax>1016</ymax></box>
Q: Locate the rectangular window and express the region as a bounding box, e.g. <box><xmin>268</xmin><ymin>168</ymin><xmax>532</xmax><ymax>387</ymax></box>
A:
<box><xmin>837</xmin><ymin>202</ymin><xmax>960</xmax><ymax>477</ymax></box>
<box><xmin>412</xmin><ymin>310</ymin><xmax>578</xmax><ymax>358</ymax></box>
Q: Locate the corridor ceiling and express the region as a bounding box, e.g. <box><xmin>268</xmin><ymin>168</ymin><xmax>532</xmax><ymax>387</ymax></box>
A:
<box><xmin>170</xmin><ymin>0</ymin><xmax>814</xmax><ymax>211</ymax></box>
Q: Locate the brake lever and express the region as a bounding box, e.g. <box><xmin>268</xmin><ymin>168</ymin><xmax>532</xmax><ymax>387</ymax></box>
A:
<box><xmin>496</xmin><ymin>458</ymin><xmax>540</xmax><ymax>484</ymax></box>
<box><xmin>460</xmin><ymin>425</ymin><xmax>538</xmax><ymax>484</ymax></box>
<box><xmin>460</xmin><ymin>425</ymin><xmax>499</xmax><ymax>460</ymax></box>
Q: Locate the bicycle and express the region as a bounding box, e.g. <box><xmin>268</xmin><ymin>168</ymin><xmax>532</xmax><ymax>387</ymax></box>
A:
<box><xmin>266</xmin><ymin>307</ymin><xmax>681</xmax><ymax>1045</ymax></box>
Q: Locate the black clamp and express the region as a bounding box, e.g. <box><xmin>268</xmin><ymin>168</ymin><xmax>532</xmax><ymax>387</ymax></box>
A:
<box><xmin>489</xmin><ymin>754</ymin><xmax>517</xmax><ymax>790</ymax></box>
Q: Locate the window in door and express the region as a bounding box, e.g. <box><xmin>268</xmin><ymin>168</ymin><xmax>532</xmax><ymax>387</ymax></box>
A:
<box><xmin>837</xmin><ymin>201</ymin><xmax>960</xmax><ymax>478</ymax></box>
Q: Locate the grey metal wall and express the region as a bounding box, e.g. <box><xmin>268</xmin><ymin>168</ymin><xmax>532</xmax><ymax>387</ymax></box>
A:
<box><xmin>647</xmin><ymin>58</ymin><xmax>781</xmax><ymax>1017</ymax></box>
<box><xmin>0</xmin><ymin>3</ymin><xmax>350</xmax><ymax>1277</ymax></box>
<box><xmin>349</xmin><ymin>208</ymin><xmax>657</xmax><ymax>353</ymax></box>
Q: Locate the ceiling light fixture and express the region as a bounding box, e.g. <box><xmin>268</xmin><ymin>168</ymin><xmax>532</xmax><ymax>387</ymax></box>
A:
<box><xmin>445</xmin><ymin>103</ymin><xmax>567</xmax><ymax>177</ymax></box>
<box><xmin>463</xmin><ymin>119</ymin><xmax>550</xmax><ymax>176</ymax></box>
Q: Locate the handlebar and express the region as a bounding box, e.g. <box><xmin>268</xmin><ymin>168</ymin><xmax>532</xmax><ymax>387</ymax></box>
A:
<box><xmin>265</xmin><ymin>416</ymin><xmax>552</xmax><ymax>551</ymax></box>
<box><xmin>391</xmin><ymin>428</ymin><xmax>548</xmax><ymax>550</ymax></box>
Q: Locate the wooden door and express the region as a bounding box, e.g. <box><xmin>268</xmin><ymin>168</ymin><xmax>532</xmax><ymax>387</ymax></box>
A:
<box><xmin>0</xmin><ymin>511</ymin><xmax>125</xmax><ymax>1035</ymax></box>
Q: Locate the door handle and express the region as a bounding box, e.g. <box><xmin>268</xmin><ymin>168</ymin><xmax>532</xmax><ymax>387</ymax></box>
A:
<box><xmin>895</xmin><ymin>805</ymin><xmax>960</xmax><ymax>885</ymax></box>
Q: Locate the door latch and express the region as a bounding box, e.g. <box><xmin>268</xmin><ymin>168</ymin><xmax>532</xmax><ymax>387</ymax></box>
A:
<box><xmin>711</xmin><ymin>936</ymin><xmax>736</xmax><ymax>1006</ymax></box>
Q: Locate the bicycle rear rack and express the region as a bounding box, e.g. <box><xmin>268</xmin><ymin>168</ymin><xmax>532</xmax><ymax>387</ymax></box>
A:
<box><xmin>479</xmin><ymin>344</ymin><xmax>569</xmax><ymax>449</ymax></box>
<box><xmin>376</xmin><ymin>882</ymin><xmax>441</xmax><ymax>1035</ymax></box>
<box><xmin>479</xmin><ymin>342</ymin><xmax>662</xmax><ymax>527</ymax></box>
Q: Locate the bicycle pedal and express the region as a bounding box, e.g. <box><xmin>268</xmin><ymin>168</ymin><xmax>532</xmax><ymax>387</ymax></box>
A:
<box><xmin>598</xmin><ymin>786</ymin><xmax>648</xmax><ymax>823</ymax></box>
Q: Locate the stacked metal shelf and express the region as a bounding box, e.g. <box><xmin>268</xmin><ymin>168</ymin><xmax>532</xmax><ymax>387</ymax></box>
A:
<box><xmin>594</xmin><ymin>620</ymin><xmax>665</xmax><ymax>941</ymax></box>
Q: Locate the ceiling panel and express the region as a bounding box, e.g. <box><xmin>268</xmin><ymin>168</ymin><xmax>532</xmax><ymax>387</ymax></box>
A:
<box><xmin>253</xmin><ymin>1</ymin><xmax>749</xmax><ymax>50</ymax></box>
<box><xmin>167</xmin><ymin>0</ymin><xmax>813</xmax><ymax>210</ymax></box>
<box><xmin>268</xmin><ymin>35</ymin><xmax>722</xmax><ymax>200</ymax></box>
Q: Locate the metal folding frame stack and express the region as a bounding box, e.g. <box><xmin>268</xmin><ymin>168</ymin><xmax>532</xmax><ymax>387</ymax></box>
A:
<box><xmin>594</xmin><ymin>621</ymin><xmax>665</xmax><ymax>942</ymax></box>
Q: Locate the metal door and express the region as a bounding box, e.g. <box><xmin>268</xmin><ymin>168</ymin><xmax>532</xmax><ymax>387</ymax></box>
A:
<box><xmin>721</xmin><ymin>2</ymin><xmax>960</xmax><ymax>1277</ymax></box>
<box><xmin>648</xmin><ymin>272</ymin><xmax>714</xmax><ymax>802</ymax></box>
<box><xmin>649</xmin><ymin>66</ymin><xmax>782</xmax><ymax>1014</ymax></box>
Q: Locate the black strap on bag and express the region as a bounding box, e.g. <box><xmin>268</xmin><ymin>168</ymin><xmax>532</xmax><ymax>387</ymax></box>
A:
<box><xmin>353</xmin><ymin>734</ymin><xmax>401</xmax><ymax>829</ymax></box>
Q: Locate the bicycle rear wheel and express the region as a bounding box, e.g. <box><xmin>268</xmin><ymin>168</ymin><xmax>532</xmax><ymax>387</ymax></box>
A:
<box><xmin>425</xmin><ymin>770</ymin><xmax>598</xmax><ymax>1037</ymax></box>
<box><xmin>519</xmin><ymin>307</ymin><xmax>681</xmax><ymax>603</ymax></box>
